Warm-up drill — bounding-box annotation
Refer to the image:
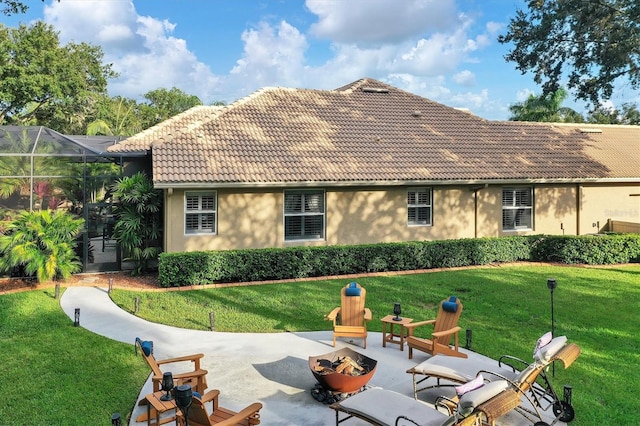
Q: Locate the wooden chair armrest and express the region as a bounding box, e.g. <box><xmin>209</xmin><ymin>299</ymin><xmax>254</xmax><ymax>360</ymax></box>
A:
<box><xmin>198</xmin><ymin>389</ymin><xmax>220</xmax><ymax>404</ymax></box>
<box><xmin>152</xmin><ymin>369</ymin><xmax>208</xmax><ymax>383</ymax></box>
<box><xmin>213</xmin><ymin>402</ymin><xmax>263</xmax><ymax>426</ymax></box>
<box><xmin>404</xmin><ymin>319</ymin><xmax>436</xmax><ymax>329</ymax></box>
<box><xmin>155</xmin><ymin>353</ymin><xmax>205</xmax><ymax>365</ymax></box>
<box><xmin>432</xmin><ymin>326</ymin><xmax>461</xmax><ymax>338</ymax></box>
<box><xmin>363</xmin><ymin>308</ymin><xmax>372</xmax><ymax>321</ymax></box>
<box><xmin>325</xmin><ymin>307</ymin><xmax>341</xmax><ymax>321</ymax></box>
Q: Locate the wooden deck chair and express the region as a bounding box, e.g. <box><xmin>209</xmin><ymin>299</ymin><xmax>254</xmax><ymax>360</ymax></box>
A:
<box><xmin>181</xmin><ymin>389</ymin><xmax>262</xmax><ymax>426</ymax></box>
<box><xmin>135</xmin><ymin>337</ymin><xmax>209</xmax><ymax>394</ymax></box>
<box><xmin>405</xmin><ymin>296</ymin><xmax>467</xmax><ymax>359</ymax></box>
<box><xmin>325</xmin><ymin>282</ymin><xmax>372</xmax><ymax>348</ymax></box>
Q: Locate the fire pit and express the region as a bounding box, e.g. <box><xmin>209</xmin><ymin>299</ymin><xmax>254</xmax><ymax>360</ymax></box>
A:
<box><xmin>308</xmin><ymin>347</ymin><xmax>377</xmax><ymax>394</ymax></box>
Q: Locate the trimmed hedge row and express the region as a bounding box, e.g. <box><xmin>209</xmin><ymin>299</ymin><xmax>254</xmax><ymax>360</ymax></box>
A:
<box><xmin>157</xmin><ymin>234</ymin><xmax>640</xmax><ymax>287</ymax></box>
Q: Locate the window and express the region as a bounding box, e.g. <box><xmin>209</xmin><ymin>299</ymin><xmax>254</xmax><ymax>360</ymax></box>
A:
<box><xmin>185</xmin><ymin>192</ymin><xmax>216</xmax><ymax>234</ymax></box>
<box><xmin>502</xmin><ymin>187</ymin><xmax>533</xmax><ymax>230</ymax></box>
<box><xmin>284</xmin><ymin>190</ymin><xmax>325</xmax><ymax>241</ymax></box>
<box><xmin>407</xmin><ymin>188</ymin><xmax>432</xmax><ymax>226</ymax></box>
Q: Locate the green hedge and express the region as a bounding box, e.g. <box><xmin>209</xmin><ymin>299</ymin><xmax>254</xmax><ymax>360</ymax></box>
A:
<box><xmin>157</xmin><ymin>234</ymin><xmax>640</xmax><ymax>287</ymax></box>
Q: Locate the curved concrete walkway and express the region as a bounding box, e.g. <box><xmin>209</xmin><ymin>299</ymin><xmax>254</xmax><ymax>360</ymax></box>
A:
<box><xmin>60</xmin><ymin>286</ymin><xmax>563</xmax><ymax>426</ymax></box>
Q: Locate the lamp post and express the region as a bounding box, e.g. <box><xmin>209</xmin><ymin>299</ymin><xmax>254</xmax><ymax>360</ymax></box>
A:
<box><xmin>174</xmin><ymin>385</ymin><xmax>193</xmax><ymax>425</ymax></box>
<box><xmin>547</xmin><ymin>278</ymin><xmax>557</xmax><ymax>377</ymax></box>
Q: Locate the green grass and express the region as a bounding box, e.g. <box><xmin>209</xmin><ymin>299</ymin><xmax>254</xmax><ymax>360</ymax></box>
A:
<box><xmin>2</xmin><ymin>264</ymin><xmax>638</xmax><ymax>425</ymax></box>
<box><xmin>110</xmin><ymin>264</ymin><xmax>640</xmax><ymax>425</ymax></box>
<box><xmin>0</xmin><ymin>288</ymin><xmax>149</xmax><ymax>425</ymax></box>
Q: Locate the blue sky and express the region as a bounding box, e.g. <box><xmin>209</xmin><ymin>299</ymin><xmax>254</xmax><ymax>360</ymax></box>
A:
<box><xmin>3</xmin><ymin>0</ymin><xmax>637</xmax><ymax>120</ymax></box>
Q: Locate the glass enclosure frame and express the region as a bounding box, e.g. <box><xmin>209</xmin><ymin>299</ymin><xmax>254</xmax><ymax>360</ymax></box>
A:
<box><xmin>0</xmin><ymin>126</ymin><xmax>132</xmax><ymax>273</ymax></box>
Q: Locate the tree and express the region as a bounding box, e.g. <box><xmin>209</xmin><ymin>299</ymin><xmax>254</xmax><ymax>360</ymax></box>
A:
<box><xmin>139</xmin><ymin>87</ymin><xmax>202</xmax><ymax>128</ymax></box>
<box><xmin>499</xmin><ymin>0</ymin><xmax>640</xmax><ymax>106</ymax></box>
<box><xmin>0</xmin><ymin>209</ymin><xmax>83</xmax><ymax>282</ymax></box>
<box><xmin>86</xmin><ymin>95</ymin><xmax>143</xmax><ymax>136</ymax></box>
<box><xmin>0</xmin><ymin>22</ymin><xmax>116</xmax><ymax>127</ymax></box>
<box><xmin>1</xmin><ymin>0</ymin><xmax>26</xmax><ymax>15</ymax></box>
<box><xmin>1</xmin><ymin>1</ymin><xmax>56</xmax><ymax>16</ymax></box>
<box><xmin>509</xmin><ymin>88</ymin><xmax>584</xmax><ymax>122</ymax></box>
<box><xmin>112</xmin><ymin>172</ymin><xmax>162</xmax><ymax>275</ymax></box>
<box><xmin>586</xmin><ymin>103</ymin><xmax>640</xmax><ymax>124</ymax></box>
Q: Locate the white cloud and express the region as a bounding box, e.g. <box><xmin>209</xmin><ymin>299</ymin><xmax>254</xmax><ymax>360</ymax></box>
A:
<box><xmin>37</xmin><ymin>0</ymin><xmax>511</xmax><ymax>118</ymax></box>
<box><xmin>43</xmin><ymin>0</ymin><xmax>221</xmax><ymax>101</ymax></box>
<box><xmin>307</xmin><ymin>0</ymin><xmax>458</xmax><ymax>45</ymax></box>
<box><xmin>453</xmin><ymin>70</ymin><xmax>476</xmax><ymax>86</ymax></box>
<box><xmin>230</xmin><ymin>21</ymin><xmax>308</xmax><ymax>90</ymax></box>
<box><xmin>516</xmin><ymin>88</ymin><xmax>535</xmax><ymax>102</ymax></box>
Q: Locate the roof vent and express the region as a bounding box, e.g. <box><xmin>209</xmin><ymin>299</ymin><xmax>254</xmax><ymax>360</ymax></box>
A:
<box><xmin>362</xmin><ymin>87</ymin><xmax>389</xmax><ymax>93</ymax></box>
<box><xmin>579</xmin><ymin>128</ymin><xmax>603</xmax><ymax>133</ymax></box>
<box><xmin>412</xmin><ymin>110</ymin><xmax>422</xmax><ymax>117</ymax></box>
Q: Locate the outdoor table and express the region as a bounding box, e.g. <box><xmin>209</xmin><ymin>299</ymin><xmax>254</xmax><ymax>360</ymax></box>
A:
<box><xmin>381</xmin><ymin>315</ymin><xmax>413</xmax><ymax>351</ymax></box>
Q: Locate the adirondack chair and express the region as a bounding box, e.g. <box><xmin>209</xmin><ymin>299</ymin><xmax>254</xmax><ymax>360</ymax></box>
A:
<box><xmin>135</xmin><ymin>338</ymin><xmax>209</xmax><ymax>394</ymax></box>
<box><xmin>325</xmin><ymin>282</ymin><xmax>372</xmax><ymax>348</ymax></box>
<box><xmin>405</xmin><ymin>296</ymin><xmax>467</xmax><ymax>359</ymax></box>
<box><xmin>182</xmin><ymin>389</ymin><xmax>263</xmax><ymax>426</ymax></box>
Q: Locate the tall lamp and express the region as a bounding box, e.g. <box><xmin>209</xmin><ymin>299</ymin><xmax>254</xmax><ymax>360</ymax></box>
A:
<box><xmin>174</xmin><ymin>385</ymin><xmax>193</xmax><ymax>425</ymax></box>
<box><xmin>547</xmin><ymin>278</ymin><xmax>557</xmax><ymax>377</ymax></box>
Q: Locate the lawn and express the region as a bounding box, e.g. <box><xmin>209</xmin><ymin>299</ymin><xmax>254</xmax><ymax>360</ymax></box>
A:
<box><xmin>0</xmin><ymin>288</ymin><xmax>149</xmax><ymax>425</ymax></box>
<box><xmin>111</xmin><ymin>264</ymin><xmax>640</xmax><ymax>425</ymax></box>
<box><xmin>1</xmin><ymin>264</ymin><xmax>638</xmax><ymax>425</ymax></box>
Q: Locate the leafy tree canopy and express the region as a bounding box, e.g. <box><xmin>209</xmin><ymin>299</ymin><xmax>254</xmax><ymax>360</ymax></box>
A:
<box><xmin>509</xmin><ymin>88</ymin><xmax>584</xmax><ymax>122</ymax></box>
<box><xmin>499</xmin><ymin>0</ymin><xmax>640</xmax><ymax>106</ymax></box>
<box><xmin>0</xmin><ymin>22</ymin><xmax>116</xmax><ymax>126</ymax></box>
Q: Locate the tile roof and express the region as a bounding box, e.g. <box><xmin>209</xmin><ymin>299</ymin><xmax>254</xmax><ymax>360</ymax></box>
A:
<box><xmin>108</xmin><ymin>78</ymin><xmax>640</xmax><ymax>186</ymax></box>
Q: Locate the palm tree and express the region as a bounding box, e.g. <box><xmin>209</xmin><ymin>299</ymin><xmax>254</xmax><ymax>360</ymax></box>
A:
<box><xmin>509</xmin><ymin>88</ymin><xmax>584</xmax><ymax>122</ymax></box>
<box><xmin>111</xmin><ymin>172</ymin><xmax>162</xmax><ymax>275</ymax></box>
<box><xmin>0</xmin><ymin>209</ymin><xmax>84</xmax><ymax>282</ymax></box>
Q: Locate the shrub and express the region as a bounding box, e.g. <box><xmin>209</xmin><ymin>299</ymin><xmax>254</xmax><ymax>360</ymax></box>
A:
<box><xmin>0</xmin><ymin>210</ymin><xmax>84</xmax><ymax>282</ymax></box>
<box><xmin>157</xmin><ymin>234</ymin><xmax>640</xmax><ymax>287</ymax></box>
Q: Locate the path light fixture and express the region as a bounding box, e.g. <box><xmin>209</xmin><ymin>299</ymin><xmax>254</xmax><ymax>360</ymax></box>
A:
<box><xmin>547</xmin><ymin>278</ymin><xmax>557</xmax><ymax>376</ymax></box>
<box><xmin>74</xmin><ymin>308</ymin><xmax>80</xmax><ymax>326</ymax></box>
<box><xmin>174</xmin><ymin>385</ymin><xmax>193</xmax><ymax>425</ymax></box>
<box><xmin>160</xmin><ymin>372</ymin><xmax>174</xmax><ymax>401</ymax></box>
<box><xmin>393</xmin><ymin>303</ymin><xmax>402</xmax><ymax>321</ymax></box>
<box><xmin>111</xmin><ymin>412</ymin><xmax>121</xmax><ymax>426</ymax></box>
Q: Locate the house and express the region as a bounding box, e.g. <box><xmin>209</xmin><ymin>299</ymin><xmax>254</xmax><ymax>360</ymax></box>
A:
<box><xmin>108</xmin><ymin>78</ymin><xmax>640</xmax><ymax>254</ymax></box>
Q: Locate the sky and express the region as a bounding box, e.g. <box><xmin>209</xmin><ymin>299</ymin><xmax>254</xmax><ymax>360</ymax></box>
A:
<box><xmin>3</xmin><ymin>0</ymin><xmax>638</xmax><ymax>120</ymax></box>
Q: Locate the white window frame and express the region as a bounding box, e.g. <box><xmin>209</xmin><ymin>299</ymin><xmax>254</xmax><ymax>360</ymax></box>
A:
<box><xmin>407</xmin><ymin>187</ymin><xmax>432</xmax><ymax>226</ymax></box>
<box><xmin>502</xmin><ymin>187</ymin><xmax>533</xmax><ymax>231</ymax></box>
<box><xmin>283</xmin><ymin>189</ymin><xmax>325</xmax><ymax>241</ymax></box>
<box><xmin>184</xmin><ymin>191</ymin><xmax>217</xmax><ymax>235</ymax></box>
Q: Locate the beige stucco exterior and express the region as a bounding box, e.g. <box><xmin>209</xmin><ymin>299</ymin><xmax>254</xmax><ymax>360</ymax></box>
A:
<box><xmin>163</xmin><ymin>183</ymin><xmax>640</xmax><ymax>253</ymax></box>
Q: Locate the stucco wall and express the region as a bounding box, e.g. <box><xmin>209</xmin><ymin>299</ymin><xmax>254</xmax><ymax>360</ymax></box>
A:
<box><xmin>579</xmin><ymin>184</ymin><xmax>640</xmax><ymax>234</ymax></box>
<box><xmin>165</xmin><ymin>186</ymin><xmax>477</xmax><ymax>252</ymax></box>
<box><xmin>163</xmin><ymin>183</ymin><xmax>639</xmax><ymax>252</ymax></box>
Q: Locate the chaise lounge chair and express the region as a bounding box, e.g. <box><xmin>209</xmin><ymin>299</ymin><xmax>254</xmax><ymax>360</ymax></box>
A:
<box><xmin>406</xmin><ymin>334</ymin><xmax>581</xmax><ymax>425</ymax></box>
<box><xmin>405</xmin><ymin>296</ymin><xmax>467</xmax><ymax>360</ymax></box>
<box><xmin>325</xmin><ymin>282</ymin><xmax>372</xmax><ymax>348</ymax></box>
<box><xmin>330</xmin><ymin>380</ymin><xmax>520</xmax><ymax>426</ymax></box>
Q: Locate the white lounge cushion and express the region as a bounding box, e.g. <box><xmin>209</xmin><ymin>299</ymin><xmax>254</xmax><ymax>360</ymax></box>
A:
<box><xmin>457</xmin><ymin>380</ymin><xmax>509</xmax><ymax>415</ymax></box>
<box><xmin>534</xmin><ymin>335</ymin><xmax>567</xmax><ymax>363</ymax></box>
<box><xmin>338</xmin><ymin>387</ymin><xmax>450</xmax><ymax>426</ymax></box>
<box><xmin>411</xmin><ymin>355</ymin><xmax>520</xmax><ymax>383</ymax></box>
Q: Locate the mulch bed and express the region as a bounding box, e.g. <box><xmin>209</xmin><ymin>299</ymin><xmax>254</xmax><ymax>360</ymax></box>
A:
<box><xmin>0</xmin><ymin>272</ymin><xmax>160</xmax><ymax>295</ymax></box>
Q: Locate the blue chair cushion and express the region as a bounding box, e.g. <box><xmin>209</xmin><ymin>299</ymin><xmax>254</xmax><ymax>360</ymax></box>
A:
<box><xmin>442</xmin><ymin>299</ymin><xmax>458</xmax><ymax>313</ymax></box>
<box><xmin>345</xmin><ymin>282</ymin><xmax>361</xmax><ymax>296</ymax></box>
<box><xmin>136</xmin><ymin>337</ymin><xmax>153</xmax><ymax>356</ymax></box>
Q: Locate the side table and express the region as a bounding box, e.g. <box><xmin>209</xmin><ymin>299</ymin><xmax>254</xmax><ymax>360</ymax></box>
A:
<box><xmin>144</xmin><ymin>390</ymin><xmax>179</xmax><ymax>426</ymax></box>
<box><xmin>381</xmin><ymin>315</ymin><xmax>413</xmax><ymax>351</ymax></box>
